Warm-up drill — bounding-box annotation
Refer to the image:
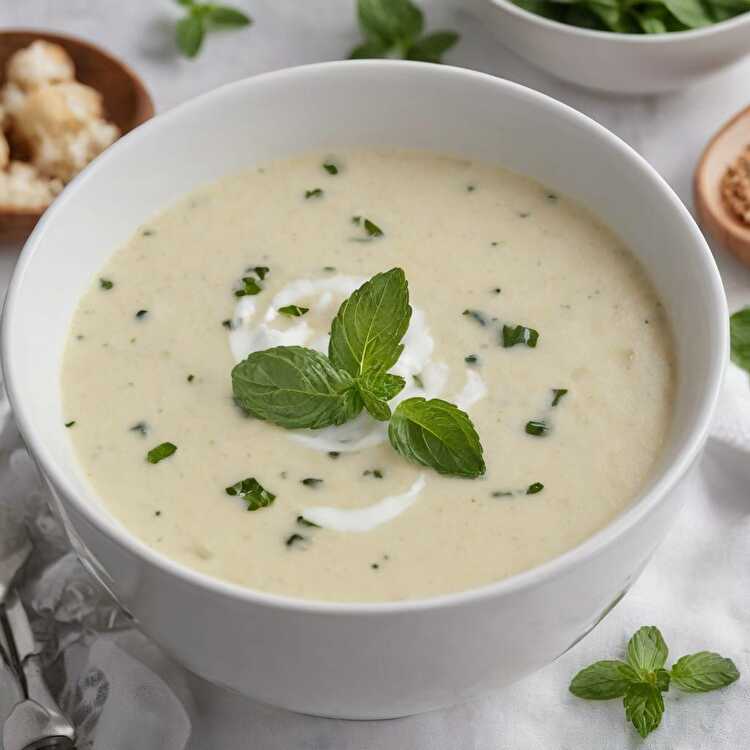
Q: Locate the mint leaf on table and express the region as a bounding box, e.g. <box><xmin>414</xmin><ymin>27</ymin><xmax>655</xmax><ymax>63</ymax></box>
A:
<box><xmin>388</xmin><ymin>397</ymin><xmax>485</xmax><ymax>477</ymax></box>
<box><xmin>232</xmin><ymin>346</ymin><xmax>364</xmax><ymax>429</ymax></box>
<box><xmin>623</xmin><ymin>683</ymin><xmax>665</xmax><ymax>739</ymax></box>
<box><xmin>569</xmin><ymin>626</ymin><xmax>740</xmax><ymax>739</ymax></box>
<box><xmin>627</xmin><ymin>626</ymin><xmax>669</xmax><ymax>677</ymax></box>
<box><xmin>225</xmin><ymin>477</ymin><xmax>276</xmax><ymax>511</ymax></box>
<box><xmin>730</xmin><ymin>307</ymin><xmax>750</xmax><ymax>374</ymax></box>
<box><xmin>329</xmin><ymin>267</ymin><xmax>412</xmax><ymax>378</ymax></box>
<box><xmin>175</xmin><ymin>1</ymin><xmax>252</xmax><ymax>59</ymax></box>
<box><xmin>671</xmin><ymin>652</ymin><xmax>741</xmax><ymax>692</ymax></box>
<box><xmin>569</xmin><ymin>661</ymin><xmax>640</xmax><ymax>700</ymax></box>
<box><xmin>350</xmin><ymin>0</ymin><xmax>459</xmax><ymax>63</ymax></box>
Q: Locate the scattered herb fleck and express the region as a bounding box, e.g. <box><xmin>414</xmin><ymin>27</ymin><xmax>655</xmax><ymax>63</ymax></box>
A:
<box><xmin>296</xmin><ymin>515</ymin><xmax>320</xmax><ymax>528</ymax></box>
<box><xmin>328</xmin><ymin>451</ymin><xmax>340</xmax><ymax>459</ymax></box>
<box><xmin>547</xmin><ymin>193</ymin><xmax>558</xmax><ymax>202</ymax></box>
<box><xmin>142</xmin><ymin>228</ymin><xmax>156</xmax><ymax>237</ymax></box>
<box><xmin>305</xmin><ymin>188</ymin><xmax>324</xmax><ymax>199</ymax></box>
<box><xmin>286</xmin><ymin>533</ymin><xmax>306</xmax><ymax>547</ymax></box>
<box><xmin>363</xmin><ymin>468</ymin><xmax>384</xmax><ymax>478</ymax></box>
<box><xmin>462</xmin><ymin>309</ymin><xmax>487</xmax><ymax>327</ymax></box>
<box><xmin>154</xmin><ymin>510</ymin><xmax>162</xmax><ymax>517</ymax></box>
<box><xmin>64</xmin><ymin>420</ymin><xmax>76</xmax><ymax>428</ymax></box>
<box><xmin>222</xmin><ymin>319</ymin><xmax>233</xmax><ymax>330</ymax></box>
<box><xmin>234</xmin><ymin>276</ymin><xmax>263</xmax><ymax>297</ymax></box>
<box><xmin>99</xmin><ymin>278</ymin><xmax>113</xmax><ymax>290</ymax></box>
<box><xmin>364</xmin><ymin>218</ymin><xmax>383</xmax><ymax>237</ymax></box>
<box><xmin>518</xmin><ymin>211</ymin><xmax>530</xmax><ymax>218</ymax></box>
<box><xmin>187</xmin><ymin>374</ymin><xmax>195</xmax><ymax>383</ymax></box>
<box><xmin>371</xmin><ymin>563</ymin><xmax>380</xmax><ymax>569</ymax></box>
<box><xmin>135</xmin><ymin>309</ymin><xmax>148</xmax><ymax>319</ymax></box>
<box><xmin>551</xmin><ymin>388</ymin><xmax>568</xmax><ymax>407</ymax></box>
<box><xmin>491</xmin><ymin>490</ymin><xmax>514</xmax><ymax>498</ymax></box>
<box><xmin>278</xmin><ymin>304</ymin><xmax>309</xmax><ymax>317</ymax></box>
<box><xmin>147</xmin><ymin>442</ymin><xmax>177</xmax><ymax>464</ymax></box>
<box><xmin>502</xmin><ymin>324</ymin><xmax>539</xmax><ymax>348</ymax></box>
<box><xmin>412</xmin><ymin>373</ymin><xmax>425</xmax><ymax>389</ymax></box>
<box><xmin>252</xmin><ymin>266</ymin><xmax>269</xmax><ymax>280</ymax></box>
<box><xmin>323</xmin><ymin>266</ymin><xmax>337</xmax><ymax>272</ymax></box>
<box><xmin>492</xmin><ymin>287</ymin><xmax>501</xmax><ymax>294</ymax></box>
<box><xmin>301</xmin><ymin>477</ymin><xmax>324</xmax><ymax>488</ymax></box>
<box><xmin>464</xmin><ymin>354</ymin><xmax>479</xmax><ymax>365</ymax></box>
<box><xmin>323</xmin><ymin>162</ymin><xmax>339</xmax><ymax>175</ymax></box>
<box><xmin>525</xmin><ymin>420</ymin><xmax>548</xmax><ymax>437</ymax></box>
<box><xmin>129</xmin><ymin>421</ymin><xmax>148</xmax><ymax>436</ymax></box>
<box><xmin>467</xmin><ymin>184</ymin><xmax>476</xmax><ymax>192</ymax></box>
<box><xmin>225</xmin><ymin>477</ymin><xmax>276</xmax><ymax>511</ymax></box>
<box><xmin>526</xmin><ymin>482</ymin><xmax>544</xmax><ymax>494</ymax></box>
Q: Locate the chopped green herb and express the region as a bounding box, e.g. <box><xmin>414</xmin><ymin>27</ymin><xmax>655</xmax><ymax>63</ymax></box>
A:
<box><xmin>301</xmin><ymin>477</ymin><xmax>324</xmax><ymax>488</ymax></box>
<box><xmin>570</xmin><ymin>626</ymin><xmax>740</xmax><ymax>740</ymax></box>
<box><xmin>526</xmin><ymin>482</ymin><xmax>544</xmax><ymax>494</ymax></box>
<box><xmin>155</xmin><ymin>510</ymin><xmax>162</xmax><ymax>516</ymax></box>
<box><xmin>491</xmin><ymin>490</ymin><xmax>513</xmax><ymax>498</ymax></box>
<box><xmin>730</xmin><ymin>307</ymin><xmax>750</xmax><ymax>375</ymax></box>
<box><xmin>323</xmin><ymin>162</ymin><xmax>339</xmax><ymax>175</ymax></box>
<box><xmin>187</xmin><ymin>374</ymin><xmax>195</xmax><ymax>383</ymax></box>
<box><xmin>525</xmin><ymin>420</ymin><xmax>548</xmax><ymax>437</ymax></box>
<box><xmin>285</xmin><ymin>533</ymin><xmax>306</xmax><ymax>547</ymax></box>
<box><xmin>222</xmin><ymin>319</ymin><xmax>233</xmax><ymax>329</ymax></box>
<box><xmin>502</xmin><ymin>324</ymin><xmax>539</xmax><ymax>348</ymax></box>
<box><xmin>296</xmin><ymin>515</ymin><xmax>320</xmax><ymax>528</ymax></box>
<box><xmin>142</xmin><ymin>228</ymin><xmax>156</xmax><ymax>236</ymax></box>
<box><xmin>225</xmin><ymin>477</ymin><xmax>276</xmax><ymax>511</ymax></box>
<box><xmin>518</xmin><ymin>211</ymin><xmax>530</xmax><ymax>218</ymax></box>
<box><xmin>464</xmin><ymin>354</ymin><xmax>479</xmax><ymax>365</ymax></box>
<box><xmin>129</xmin><ymin>421</ymin><xmax>148</xmax><ymax>436</ymax></box>
<box><xmin>252</xmin><ymin>266</ymin><xmax>269</xmax><ymax>280</ymax></box>
<box><xmin>551</xmin><ymin>388</ymin><xmax>568</xmax><ymax>407</ymax></box>
<box><xmin>547</xmin><ymin>193</ymin><xmax>558</xmax><ymax>202</ymax></box>
<box><xmin>352</xmin><ymin>215</ymin><xmax>362</xmax><ymax>225</ymax></box>
<box><xmin>147</xmin><ymin>442</ymin><xmax>177</xmax><ymax>464</ymax></box>
<box><xmin>467</xmin><ymin>184</ymin><xmax>476</xmax><ymax>192</ymax></box>
<box><xmin>305</xmin><ymin>188</ymin><xmax>324</xmax><ymax>199</ymax></box>
<box><xmin>64</xmin><ymin>420</ymin><xmax>76</xmax><ymax>428</ymax></box>
<box><xmin>492</xmin><ymin>287</ymin><xmax>501</xmax><ymax>294</ymax></box>
<box><xmin>135</xmin><ymin>309</ymin><xmax>148</xmax><ymax>319</ymax></box>
<box><xmin>462</xmin><ymin>309</ymin><xmax>487</xmax><ymax>327</ymax></box>
<box><xmin>323</xmin><ymin>266</ymin><xmax>337</xmax><ymax>272</ymax></box>
<box><xmin>363</xmin><ymin>468</ymin><xmax>384</xmax><ymax>478</ymax></box>
<box><xmin>371</xmin><ymin>563</ymin><xmax>380</xmax><ymax>569</ymax></box>
<box><xmin>352</xmin><ymin>217</ymin><xmax>384</xmax><ymax>239</ymax></box>
<box><xmin>99</xmin><ymin>278</ymin><xmax>114</xmax><ymax>290</ymax></box>
<box><xmin>412</xmin><ymin>373</ymin><xmax>424</xmax><ymax>389</ymax></box>
<box><xmin>234</xmin><ymin>276</ymin><xmax>262</xmax><ymax>297</ymax></box>
<box><xmin>278</xmin><ymin>305</ymin><xmax>309</xmax><ymax>317</ymax></box>
<box><xmin>328</xmin><ymin>451</ymin><xmax>340</xmax><ymax>459</ymax></box>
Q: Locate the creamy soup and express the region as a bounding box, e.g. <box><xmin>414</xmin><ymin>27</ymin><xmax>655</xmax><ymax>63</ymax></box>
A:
<box><xmin>62</xmin><ymin>150</ymin><xmax>674</xmax><ymax>603</ymax></box>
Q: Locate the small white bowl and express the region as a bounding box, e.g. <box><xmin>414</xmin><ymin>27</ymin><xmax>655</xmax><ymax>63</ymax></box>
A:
<box><xmin>471</xmin><ymin>0</ymin><xmax>750</xmax><ymax>94</ymax></box>
<box><xmin>1</xmin><ymin>61</ymin><xmax>727</xmax><ymax>718</ymax></box>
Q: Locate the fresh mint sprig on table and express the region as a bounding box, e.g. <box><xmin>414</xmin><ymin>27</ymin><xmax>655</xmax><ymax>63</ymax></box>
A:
<box><xmin>570</xmin><ymin>626</ymin><xmax>740</xmax><ymax>739</ymax></box>
<box><xmin>175</xmin><ymin>0</ymin><xmax>252</xmax><ymax>59</ymax></box>
<box><xmin>730</xmin><ymin>307</ymin><xmax>750</xmax><ymax>375</ymax></box>
<box><xmin>232</xmin><ymin>268</ymin><xmax>486</xmax><ymax>478</ymax></box>
<box><xmin>350</xmin><ymin>0</ymin><xmax>459</xmax><ymax>63</ymax></box>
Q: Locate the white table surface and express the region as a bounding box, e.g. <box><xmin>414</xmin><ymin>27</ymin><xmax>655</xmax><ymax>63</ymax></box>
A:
<box><xmin>3</xmin><ymin>2</ymin><xmax>750</xmax><ymax>748</ymax></box>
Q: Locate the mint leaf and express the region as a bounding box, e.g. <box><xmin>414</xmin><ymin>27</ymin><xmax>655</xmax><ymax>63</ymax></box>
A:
<box><xmin>627</xmin><ymin>626</ymin><xmax>669</xmax><ymax>676</ymax></box>
<box><xmin>207</xmin><ymin>6</ymin><xmax>252</xmax><ymax>27</ymax></box>
<box><xmin>654</xmin><ymin>668</ymin><xmax>671</xmax><ymax>692</ymax></box>
<box><xmin>730</xmin><ymin>307</ymin><xmax>750</xmax><ymax>374</ymax></box>
<box><xmin>569</xmin><ymin>660</ymin><xmax>640</xmax><ymax>700</ymax></box>
<box><xmin>357</xmin><ymin>0</ymin><xmax>424</xmax><ymax>46</ymax></box>
<box><xmin>349</xmin><ymin>38</ymin><xmax>390</xmax><ymax>59</ymax></box>
<box><xmin>623</xmin><ymin>683</ymin><xmax>664</xmax><ymax>738</ymax></box>
<box><xmin>406</xmin><ymin>30</ymin><xmax>459</xmax><ymax>62</ymax></box>
<box><xmin>278</xmin><ymin>305</ymin><xmax>309</xmax><ymax>317</ymax></box>
<box><xmin>502</xmin><ymin>324</ymin><xmax>539</xmax><ymax>348</ymax></box>
<box><xmin>235</xmin><ymin>276</ymin><xmax>262</xmax><ymax>297</ymax></box>
<box><xmin>358</xmin><ymin>370</ymin><xmax>406</xmax><ymax>421</ymax></box>
<box><xmin>225</xmin><ymin>477</ymin><xmax>275</xmax><ymax>511</ymax></box>
<box><xmin>147</xmin><ymin>442</ymin><xmax>177</xmax><ymax>464</ymax></box>
<box><xmin>176</xmin><ymin>14</ymin><xmax>205</xmax><ymax>58</ymax></box>
<box><xmin>232</xmin><ymin>346</ymin><xmax>363</xmax><ymax>429</ymax></box>
<box><xmin>388</xmin><ymin>397</ymin><xmax>485</xmax><ymax>477</ymax></box>
<box><xmin>329</xmin><ymin>268</ymin><xmax>411</xmax><ymax>378</ymax></box>
<box><xmin>671</xmin><ymin>652</ymin><xmax>740</xmax><ymax>692</ymax></box>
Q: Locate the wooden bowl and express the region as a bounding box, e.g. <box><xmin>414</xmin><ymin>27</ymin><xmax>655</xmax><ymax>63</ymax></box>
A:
<box><xmin>694</xmin><ymin>104</ymin><xmax>750</xmax><ymax>268</ymax></box>
<box><xmin>0</xmin><ymin>30</ymin><xmax>154</xmax><ymax>244</ymax></box>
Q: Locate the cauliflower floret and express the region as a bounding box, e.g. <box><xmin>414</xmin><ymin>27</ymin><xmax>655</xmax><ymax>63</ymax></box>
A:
<box><xmin>1</xmin><ymin>81</ymin><xmax>28</xmax><ymax>119</ymax></box>
<box><xmin>6</xmin><ymin>40</ymin><xmax>75</xmax><ymax>92</ymax></box>
<box><xmin>0</xmin><ymin>130</ymin><xmax>8</xmax><ymax>169</ymax></box>
<box><xmin>0</xmin><ymin>160</ymin><xmax>63</xmax><ymax>210</ymax></box>
<box><xmin>13</xmin><ymin>82</ymin><xmax>119</xmax><ymax>181</ymax></box>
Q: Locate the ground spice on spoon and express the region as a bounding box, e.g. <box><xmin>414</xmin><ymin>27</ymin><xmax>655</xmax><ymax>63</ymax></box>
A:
<box><xmin>721</xmin><ymin>145</ymin><xmax>750</xmax><ymax>225</ymax></box>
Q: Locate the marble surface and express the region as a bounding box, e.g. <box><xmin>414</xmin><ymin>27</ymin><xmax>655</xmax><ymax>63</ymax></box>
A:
<box><xmin>2</xmin><ymin>2</ymin><xmax>750</xmax><ymax>748</ymax></box>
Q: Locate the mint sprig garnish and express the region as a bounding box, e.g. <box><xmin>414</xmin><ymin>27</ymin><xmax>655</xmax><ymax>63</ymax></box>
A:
<box><xmin>175</xmin><ymin>0</ymin><xmax>252</xmax><ymax>59</ymax></box>
<box><xmin>388</xmin><ymin>397</ymin><xmax>485</xmax><ymax>477</ymax></box>
<box><xmin>730</xmin><ymin>307</ymin><xmax>750</xmax><ymax>375</ymax></box>
<box><xmin>350</xmin><ymin>0</ymin><xmax>459</xmax><ymax>63</ymax></box>
<box><xmin>570</xmin><ymin>626</ymin><xmax>740</xmax><ymax>739</ymax></box>
<box><xmin>231</xmin><ymin>269</ymin><xmax>484</xmax><ymax>477</ymax></box>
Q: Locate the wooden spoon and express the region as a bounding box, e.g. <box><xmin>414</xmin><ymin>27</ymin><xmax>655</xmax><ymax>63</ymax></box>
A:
<box><xmin>695</xmin><ymin>104</ymin><xmax>750</xmax><ymax>267</ymax></box>
<box><xmin>0</xmin><ymin>30</ymin><xmax>155</xmax><ymax>244</ymax></box>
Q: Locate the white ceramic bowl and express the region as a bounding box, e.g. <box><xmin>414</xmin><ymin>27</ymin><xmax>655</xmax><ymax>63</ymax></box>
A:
<box><xmin>471</xmin><ymin>0</ymin><xmax>750</xmax><ymax>94</ymax></box>
<box><xmin>2</xmin><ymin>62</ymin><xmax>727</xmax><ymax>718</ymax></box>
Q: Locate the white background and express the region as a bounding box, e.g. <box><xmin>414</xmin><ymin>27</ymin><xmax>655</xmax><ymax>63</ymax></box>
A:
<box><xmin>1</xmin><ymin>1</ymin><xmax>749</xmax><ymax>748</ymax></box>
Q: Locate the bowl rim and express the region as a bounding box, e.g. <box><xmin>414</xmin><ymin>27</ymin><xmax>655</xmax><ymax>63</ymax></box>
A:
<box><xmin>2</xmin><ymin>60</ymin><xmax>728</xmax><ymax>616</ymax></box>
<box><xmin>483</xmin><ymin>0</ymin><xmax>750</xmax><ymax>43</ymax></box>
